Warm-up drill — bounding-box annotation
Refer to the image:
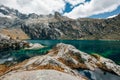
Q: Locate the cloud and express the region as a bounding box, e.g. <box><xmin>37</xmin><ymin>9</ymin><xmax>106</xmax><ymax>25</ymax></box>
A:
<box><xmin>107</xmin><ymin>14</ymin><xmax>118</xmax><ymax>18</ymax></box>
<box><xmin>0</xmin><ymin>0</ymin><xmax>120</xmax><ymax>19</ymax></box>
<box><xmin>0</xmin><ymin>0</ymin><xmax>65</xmax><ymax>14</ymax></box>
<box><xmin>64</xmin><ymin>0</ymin><xmax>120</xmax><ymax>19</ymax></box>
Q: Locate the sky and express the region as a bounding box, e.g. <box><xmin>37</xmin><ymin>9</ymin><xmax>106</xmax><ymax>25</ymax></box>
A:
<box><xmin>0</xmin><ymin>0</ymin><xmax>120</xmax><ymax>19</ymax></box>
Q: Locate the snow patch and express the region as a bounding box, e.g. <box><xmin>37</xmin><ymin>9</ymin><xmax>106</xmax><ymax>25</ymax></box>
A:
<box><xmin>0</xmin><ymin>7</ymin><xmax>9</xmax><ymax>12</ymax></box>
<box><xmin>0</xmin><ymin>13</ymin><xmax>11</xmax><ymax>18</ymax></box>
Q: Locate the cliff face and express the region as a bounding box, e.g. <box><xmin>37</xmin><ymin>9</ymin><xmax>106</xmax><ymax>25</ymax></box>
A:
<box><xmin>0</xmin><ymin>5</ymin><xmax>120</xmax><ymax>40</ymax></box>
<box><xmin>21</xmin><ymin>14</ymin><xmax>120</xmax><ymax>40</ymax></box>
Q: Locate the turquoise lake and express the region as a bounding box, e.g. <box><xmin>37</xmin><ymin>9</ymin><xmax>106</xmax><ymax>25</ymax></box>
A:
<box><xmin>0</xmin><ymin>40</ymin><xmax>120</xmax><ymax>65</ymax></box>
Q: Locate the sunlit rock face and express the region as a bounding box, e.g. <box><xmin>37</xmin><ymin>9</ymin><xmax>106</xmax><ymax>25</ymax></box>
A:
<box><xmin>0</xmin><ymin>33</ymin><xmax>10</xmax><ymax>40</ymax></box>
<box><xmin>47</xmin><ymin>43</ymin><xmax>120</xmax><ymax>76</ymax></box>
<box><xmin>0</xmin><ymin>50</ymin><xmax>87</xmax><ymax>80</ymax></box>
<box><xmin>0</xmin><ymin>43</ymin><xmax>120</xmax><ymax>80</ymax></box>
<box><xmin>0</xmin><ymin>70</ymin><xmax>86</xmax><ymax>80</ymax></box>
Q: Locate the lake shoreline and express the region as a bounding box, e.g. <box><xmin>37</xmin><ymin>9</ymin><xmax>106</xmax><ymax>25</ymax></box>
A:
<box><xmin>0</xmin><ymin>40</ymin><xmax>120</xmax><ymax>66</ymax></box>
<box><xmin>0</xmin><ymin>43</ymin><xmax>120</xmax><ymax>80</ymax></box>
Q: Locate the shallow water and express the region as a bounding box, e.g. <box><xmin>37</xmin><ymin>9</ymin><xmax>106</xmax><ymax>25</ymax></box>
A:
<box><xmin>0</xmin><ymin>40</ymin><xmax>120</xmax><ymax>65</ymax></box>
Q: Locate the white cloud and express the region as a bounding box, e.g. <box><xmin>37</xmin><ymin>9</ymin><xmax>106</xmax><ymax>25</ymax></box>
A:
<box><xmin>107</xmin><ymin>14</ymin><xmax>118</xmax><ymax>18</ymax></box>
<box><xmin>0</xmin><ymin>0</ymin><xmax>120</xmax><ymax>19</ymax></box>
<box><xmin>64</xmin><ymin>0</ymin><xmax>120</xmax><ymax>19</ymax></box>
<box><xmin>0</xmin><ymin>0</ymin><xmax>65</xmax><ymax>14</ymax></box>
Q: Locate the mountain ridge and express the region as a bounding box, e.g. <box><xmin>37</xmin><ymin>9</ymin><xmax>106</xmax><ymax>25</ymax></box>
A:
<box><xmin>0</xmin><ymin>5</ymin><xmax>120</xmax><ymax>40</ymax></box>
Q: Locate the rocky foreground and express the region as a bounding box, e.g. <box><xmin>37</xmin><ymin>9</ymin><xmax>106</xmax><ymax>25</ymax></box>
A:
<box><xmin>0</xmin><ymin>43</ymin><xmax>120</xmax><ymax>80</ymax></box>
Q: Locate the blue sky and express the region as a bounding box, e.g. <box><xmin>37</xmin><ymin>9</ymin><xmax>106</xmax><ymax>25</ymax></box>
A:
<box><xmin>63</xmin><ymin>0</ymin><xmax>120</xmax><ymax>18</ymax></box>
<box><xmin>63</xmin><ymin>0</ymin><xmax>120</xmax><ymax>19</ymax></box>
<box><xmin>89</xmin><ymin>6</ymin><xmax>120</xmax><ymax>18</ymax></box>
<box><xmin>0</xmin><ymin>0</ymin><xmax>120</xmax><ymax>19</ymax></box>
<box><xmin>64</xmin><ymin>0</ymin><xmax>91</xmax><ymax>13</ymax></box>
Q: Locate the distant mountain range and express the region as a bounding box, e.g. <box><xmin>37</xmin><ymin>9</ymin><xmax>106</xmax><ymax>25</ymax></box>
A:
<box><xmin>0</xmin><ymin>5</ymin><xmax>120</xmax><ymax>40</ymax></box>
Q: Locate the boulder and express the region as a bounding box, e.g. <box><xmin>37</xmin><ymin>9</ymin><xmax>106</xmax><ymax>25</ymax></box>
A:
<box><xmin>0</xmin><ymin>70</ymin><xmax>86</xmax><ymax>80</ymax></box>
<box><xmin>0</xmin><ymin>33</ymin><xmax>10</xmax><ymax>40</ymax></box>
<box><xmin>25</xmin><ymin>43</ymin><xmax>44</xmax><ymax>49</ymax></box>
<box><xmin>47</xmin><ymin>43</ymin><xmax>120</xmax><ymax>75</ymax></box>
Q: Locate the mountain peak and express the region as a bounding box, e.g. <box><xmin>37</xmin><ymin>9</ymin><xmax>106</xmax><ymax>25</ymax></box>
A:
<box><xmin>0</xmin><ymin>5</ymin><xmax>10</xmax><ymax>15</ymax></box>
<box><xmin>0</xmin><ymin>5</ymin><xmax>27</xmax><ymax>19</ymax></box>
<box><xmin>55</xmin><ymin>12</ymin><xmax>61</xmax><ymax>16</ymax></box>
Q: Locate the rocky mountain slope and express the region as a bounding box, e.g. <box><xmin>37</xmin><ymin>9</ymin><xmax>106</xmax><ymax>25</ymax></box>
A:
<box><xmin>0</xmin><ymin>5</ymin><xmax>120</xmax><ymax>40</ymax></box>
<box><xmin>0</xmin><ymin>28</ymin><xmax>29</xmax><ymax>40</ymax></box>
<box><xmin>0</xmin><ymin>43</ymin><xmax>120</xmax><ymax>80</ymax></box>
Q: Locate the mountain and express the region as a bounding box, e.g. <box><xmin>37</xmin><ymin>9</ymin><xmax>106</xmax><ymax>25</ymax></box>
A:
<box><xmin>0</xmin><ymin>5</ymin><xmax>120</xmax><ymax>40</ymax></box>
<box><xmin>0</xmin><ymin>5</ymin><xmax>28</xmax><ymax>19</ymax></box>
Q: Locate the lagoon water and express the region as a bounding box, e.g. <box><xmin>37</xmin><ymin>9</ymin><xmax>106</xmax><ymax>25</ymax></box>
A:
<box><xmin>28</xmin><ymin>40</ymin><xmax>120</xmax><ymax>63</ymax></box>
<box><xmin>0</xmin><ymin>40</ymin><xmax>120</xmax><ymax>65</ymax></box>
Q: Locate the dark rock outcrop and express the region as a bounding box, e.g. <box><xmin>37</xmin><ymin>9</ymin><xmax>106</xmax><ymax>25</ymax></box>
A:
<box><xmin>79</xmin><ymin>69</ymin><xmax>120</xmax><ymax>80</ymax></box>
<box><xmin>0</xmin><ymin>33</ymin><xmax>29</xmax><ymax>52</ymax></box>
